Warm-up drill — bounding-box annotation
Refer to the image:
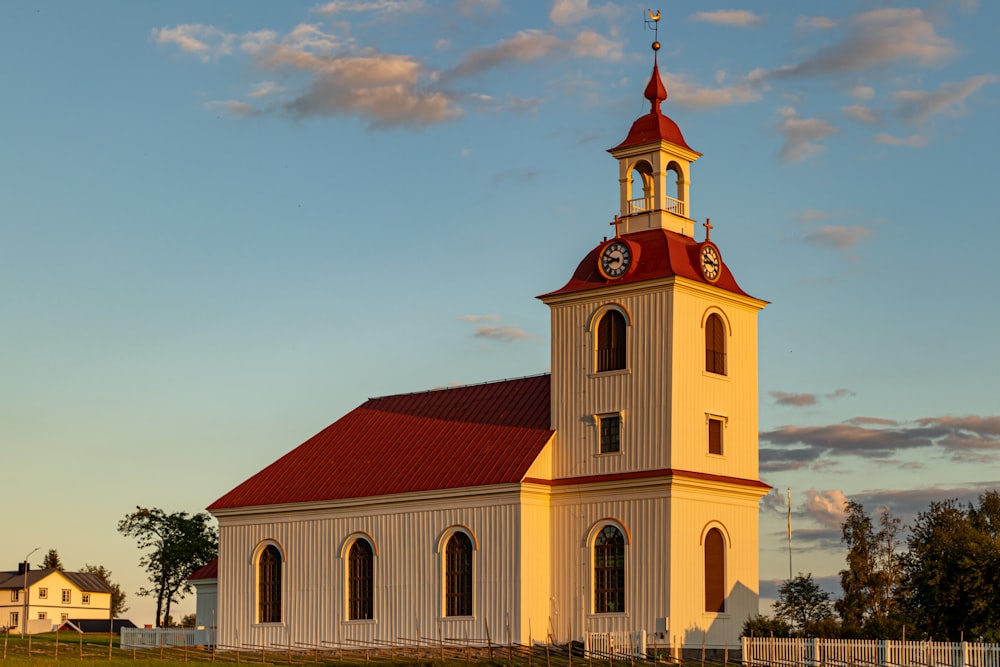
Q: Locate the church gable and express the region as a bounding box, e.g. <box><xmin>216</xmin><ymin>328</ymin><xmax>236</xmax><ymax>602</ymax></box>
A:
<box><xmin>209</xmin><ymin>374</ymin><xmax>553</xmax><ymax>510</ymax></box>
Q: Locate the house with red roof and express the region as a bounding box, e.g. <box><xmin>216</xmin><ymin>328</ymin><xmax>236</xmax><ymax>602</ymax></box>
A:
<box><xmin>207</xmin><ymin>44</ymin><xmax>769</xmax><ymax>658</ymax></box>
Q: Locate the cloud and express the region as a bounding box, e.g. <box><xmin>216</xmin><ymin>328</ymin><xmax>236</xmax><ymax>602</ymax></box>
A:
<box><xmin>550</xmin><ymin>0</ymin><xmax>620</xmax><ymax>27</ymax></box>
<box><xmin>892</xmin><ymin>74</ymin><xmax>998</xmax><ymax>125</ymax></box>
<box><xmin>827</xmin><ymin>388</ymin><xmax>855</xmax><ymax>400</ymax></box>
<box><xmin>152</xmin><ymin>24</ymin><xmax>236</xmax><ymax>62</ymax></box>
<box><xmin>312</xmin><ymin>1</ymin><xmax>425</xmax><ymax>16</ymax></box>
<box><xmin>796</xmin><ymin>16</ymin><xmax>836</xmax><ymax>30</ymax></box>
<box><xmin>457</xmin><ymin>314</ymin><xmax>501</xmax><ymax>323</ymax></box>
<box><xmin>851</xmin><ymin>84</ymin><xmax>875</xmax><ymax>101</ymax></box>
<box><xmin>804</xmin><ymin>225</ymin><xmax>873</xmax><ymax>251</ymax></box>
<box><xmin>473</xmin><ymin>325</ymin><xmax>534</xmax><ymax>342</ymax></box>
<box><xmin>805</xmin><ymin>488</ymin><xmax>849</xmax><ymax>528</ymax></box>
<box><xmin>843</xmin><ymin>105</ymin><xmax>879</xmax><ymax>124</ymax></box>
<box><xmin>794</xmin><ymin>209</ymin><xmax>836</xmax><ymax>223</ymax></box>
<box><xmin>776</xmin><ymin>108</ymin><xmax>839</xmax><ymax>161</ymax></box>
<box><xmin>773</xmin><ymin>8</ymin><xmax>956</xmax><ymax>78</ymax></box>
<box><xmin>760</xmin><ymin>415</ymin><xmax>1000</xmax><ymax>473</ymax></box>
<box><xmin>771</xmin><ymin>391</ymin><xmax>818</xmax><ymax>407</ymax></box>
<box><xmin>663</xmin><ymin>72</ymin><xmax>763</xmax><ymax>110</ymax></box>
<box><xmin>442</xmin><ymin>30</ymin><xmax>562</xmax><ymax>80</ymax></box>
<box><xmin>457</xmin><ymin>0</ymin><xmax>499</xmax><ymax>16</ymax></box>
<box><xmin>571</xmin><ymin>30</ymin><xmax>623</xmax><ymax>61</ymax></box>
<box><xmin>690</xmin><ymin>10</ymin><xmax>763</xmax><ymax>28</ymax></box>
<box><xmin>873</xmin><ymin>132</ymin><xmax>927</xmax><ymax>147</ymax></box>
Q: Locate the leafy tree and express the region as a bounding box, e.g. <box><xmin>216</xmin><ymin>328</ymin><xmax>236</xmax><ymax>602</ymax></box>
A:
<box><xmin>741</xmin><ymin>613</ymin><xmax>792</xmax><ymax>638</ymax></box>
<box><xmin>837</xmin><ymin>501</ymin><xmax>902</xmax><ymax>637</ymax></box>
<box><xmin>39</xmin><ymin>549</ymin><xmax>63</xmax><ymax>570</ymax></box>
<box><xmin>81</xmin><ymin>564</ymin><xmax>129</xmax><ymax>617</ymax></box>
<box><xmin>899</xmin><ymin>492</ymin><xmax>1000</xmax><ymax>641</ymax></box>
<box><xmin>180</xmin><ymin>614</ymin><xmax>197</xmax><ymax>628</ymax></box>
<box><xmin>773</xmin><ymin>573</ymin><xmax>835</xmax><ymax>635</ymax></box>
<box><xmin>118</xmin><ymin>507</ymin><xmax>217</xmax><ymax>628</ymax></box>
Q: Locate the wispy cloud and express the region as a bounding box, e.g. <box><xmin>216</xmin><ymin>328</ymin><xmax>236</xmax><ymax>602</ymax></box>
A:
<box><xmin>771</xmin><ymin>391</ymin><xmax>818</xmax><ymax>407</ymax></box>
<box><xmin>663</xmin><ymin>71</ymin><xmax>764</xmax><ymax>109</ymax></box>
<box><xmin>457</xmin><ymin>314</ymin><xmax>501</xmax><ymax>323</ymax></box>
<box><xmin>796</xmin><ymin>16</ymin><xmax>836</xmax><ymax>31</ymax></box>
<box><xmin>152</xmin><ymin>24</ymin><xmax>236</xmax><ymax>62</ymax></box>
<box><xmin>794</xmin><ymin>209</ymin><xmax>837</xmax><ymax>223</ymax></box>
<box><xmin>457</xmin><ymin>0</ymin><xmax>499</xmax><ymax>17</ymax></box>
<box><xmin>773</xmin><ymin>8</ymin><xmax>955</xmax><ymax>78</ymax></box>
<box><xmin>473</xmin><ymin>325</ymin><xmax>534</xmax><ymax>342</ymax></box>
<box><xmin>690</xmin><ymin>10</ymin><xmax>763</xmax><ymax>28</ymax></box>
<box><xmin>550</xmin><ymin>0</ymin><xmax>620</xmax><ymax>27</ymax></box>
<box><xmin>312</xmin><ymin>1</ymin><xmax>425</xmax><ymax>16</ymax></box>
<box><xmin>892</xmin><ymin>74</ymin><xmax>998</xmax><ymax>124</ymax></box>
<box><xmin>873</xmin><ymin>132</ymin><xmax>927</xmax><ymax>147</ymax></box>
<box><xmin>805</xmin><ymin>488</ymin><xmax>849</xmax><ymax>528</ymax></box>
<box><xmin>804</xmin><ymin>225</ymin><xmax>873</xmax><ymax>251</ymax></box>
<box><xmin>843</xmin><ymin>105</ymin><xmax>879</xmax><ymax>124</ymax></box>
<box><xmin>776</xmin><ymin>107</ymin><xmax>839</xmax><ymax>161</ymax></box>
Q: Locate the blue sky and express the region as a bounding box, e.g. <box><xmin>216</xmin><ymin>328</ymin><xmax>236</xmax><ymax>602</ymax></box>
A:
<box><xmin>2</xmin><ymin>0</ymin><xmax>998</xmax><ymax>624</ymax></box>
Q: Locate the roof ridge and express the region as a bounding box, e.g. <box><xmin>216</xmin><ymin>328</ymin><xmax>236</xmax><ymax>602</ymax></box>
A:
<box><xmin>367</xmin><ymin>372</ymin><xmax>551</xmax><ymax>402</ymax></box>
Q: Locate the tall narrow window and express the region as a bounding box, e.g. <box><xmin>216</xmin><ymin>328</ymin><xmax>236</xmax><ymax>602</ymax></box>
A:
<box><xmin>599</xmin><ymin>414</ymin><xmax>621</xmax><ymax>454</ymax></box>
<box><xmin>705</xmin><ymin>313</ymin><xmax>726</xmax><ymax>375</ymax></box>
<box><xmin>594</xmin><ymin>526</ymin><xmax>625</xmax><ymax>613</ymax></box>
<box><xmin>445</xmin><ymin>533</ymin><xmax>473</xmax><ymax>617</ymax></box>
<box><xmin>708</xmin><ymin>417</ymin><xmax>724</xmax><ymax>455</ymax></box>
<box><xmin>704</xmin><ymin>528</ymin><xmax>726</xmax><ymax>613</ymax></box>
<box><xmin>597</xmin><ymin>310</ymin><xmax>627</xmax><ymax>372</ymax></box>
<box><xmin>348</xmin><ymin>539</ymin><xmax>374</xmax><ymax>620</ymax></box>
<box><xmin>258</xmin><ymin>545</ymin><xmax>282</xmax><ymax>623</ymax></box>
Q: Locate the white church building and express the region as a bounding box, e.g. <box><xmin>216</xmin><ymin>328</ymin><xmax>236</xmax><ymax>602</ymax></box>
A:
<box><xmin>207</xmin><ymin>47</ymin><xmax>769</xmax><ymax>656</ymax></box>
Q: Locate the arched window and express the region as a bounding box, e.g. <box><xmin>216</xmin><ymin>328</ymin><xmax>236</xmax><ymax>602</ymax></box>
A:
<box><xmin>594</xmin><ymin>525</ymin><xmax>625</xmax><ymax>613</ymax></box>
<box><xmin>704</xmin><ymin>528</ymin><xmax>726</xmax><ymax>613</ymax></box>
<box><xmin>705</xmin><ymin>313</ymin><xmax>726</xmax><ymax>375</ymax></box>
<box><xmin>258</xmin><ymin>545</ymin><xmax>282</xmax><ymax>623</ymax></box>
<box><xmin>445</xmin><ymin>533</ymin><xmax>473</xmax><ymax>617</ymax></box>
<box><xmin>597</xmin><ymin>310</ymin><xmax>627</xmax><ymax>372</ymax></box>
<box><xmin>348</xmin><ymin>539</ymin><xmax>374</xmax><ymax>620</ymax></box>
<box><xmin>629</xmin><ymin>161</ymin><xmax>654</xmax><ymax>214</ymax></box>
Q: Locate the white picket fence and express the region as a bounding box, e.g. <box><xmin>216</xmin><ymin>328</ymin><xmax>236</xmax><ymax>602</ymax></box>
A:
<box><xmin>586</xmin><ymin>630</ymin><xmax>647</xmax><ymax>658</ymax></box>
<box><xmin>120</xmin><ymin>626</ymin><xmax>215</xmax><ymax>650</ymax></box>
<box><xmin>743</xmin><ymin>638</ymin><xmax>1000</xmax><ymax>667</ymax></box>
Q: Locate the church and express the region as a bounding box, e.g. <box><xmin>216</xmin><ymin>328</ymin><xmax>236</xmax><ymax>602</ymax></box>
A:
<box><xmin>207</xmin><ymin>41</ymin><xmax>769</xmax><ymax>657</ymax></box>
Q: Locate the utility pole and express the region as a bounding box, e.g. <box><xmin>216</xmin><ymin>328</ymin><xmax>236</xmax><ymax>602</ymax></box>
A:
<box><xmin>21</xmin><ymin>547</ymin><xmax>40</xmax><ymax>637</ymax></box>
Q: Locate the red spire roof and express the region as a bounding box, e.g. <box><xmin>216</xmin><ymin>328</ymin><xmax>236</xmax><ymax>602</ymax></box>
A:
<box><xmin>539</xmin><ymin>229</ymin><xmax>753</xmax><ymax>299</ymax></box>
<box><xmin>208</xmin><ymin>375</ymin><xmax>553</xmax><ymax>510</ymax></box>
<box><xmin>612</xmin><ymin>59</ymin><xmax>695</xmax><ymax>153</ymax></box>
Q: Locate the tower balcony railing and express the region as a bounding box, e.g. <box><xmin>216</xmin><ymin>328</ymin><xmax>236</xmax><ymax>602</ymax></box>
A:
<box><xmin>627</xmin><ymin>195</ymin><xmax>686</xmax><ymax>217</ymax></box>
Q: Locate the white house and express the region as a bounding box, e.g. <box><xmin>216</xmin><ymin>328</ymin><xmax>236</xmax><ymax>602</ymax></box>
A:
<box><xmin>0</xmin><ymin>564</ymin><xmax>112</xmax><ymax>634</ymax></box>
<box><xmin>189</xmin><ymin>558</ymin><xmax>218</xmax><ymax>630</ymax></box>
<box><xmin>208</xmin><ymin>49</ymin><xmax>769</xmax><ymax>657</ymax></box>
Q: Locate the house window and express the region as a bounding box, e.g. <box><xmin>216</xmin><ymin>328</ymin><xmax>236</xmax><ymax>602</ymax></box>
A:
<box><xmin>594</xmin><ymin>525</ymin><xmax>625</xmax><ymax>614</ymax></box>
<box><xmin>61</xmin><ymin>589</ymin><xmax>71</xmax><ymax>604</ymax></box>
<box><xmin>348</xmin><ymin>539</ymin><xmax>374</xmax><ymax>620</ymax></box>
<box><xmin>38</xmin><ymin>587</ymin><xmax>47</xmax><ymax>599</ymax></box>
<box><xmin>9</xmin><ymin>612</ymin><xmax>18</xmax><ymax>628</ymax></box>
<box><xmin>38</xmin><ymin>612</ymin><xmax>47</xmax><ymax>620</ymax></box>
<box><xmin>599</xmin><ymin>414</ymin><xmax>621</xmax><ymax>454</ymax></box>
<box><xmin>82</xmin><ymin>593</ymin><xmax>91</xmax><ymax>605</ymax></box>
<box><xmin>61</xmin><ymin>614</ymin><xmax>69</xmax><ymax>622</ymax></box>
<box><xmin>258</xmin><ymin>545</ymin><xmax>282</xmax><ymax>623</ymax></box>
<box><xmin>705</xmin><ymin>528</ymin><xmax>726</xmax><ymax>613</ymax></box>
<box><xmin>705</xmin><ymin>313</ymin><xmax>726</xmax><ymax>375</ymax></box>
<box><xmin>11</xmin><ymin>590</ymin><xmax>19</xmax><ymax>602</ymax></box>
<box><xmin>708</xmin><ymin>417</ymin><xmax>724</xmax><ymax>455</ymax></box>
<box><xmin>596</xmin><ymin>310</ymin><xmax>627</xmax><ymax>372</ymax></box>
<box><xmin>445</xmin><ymin>533</ymin><xmax>473</xmax><ymax>617</ymax></box>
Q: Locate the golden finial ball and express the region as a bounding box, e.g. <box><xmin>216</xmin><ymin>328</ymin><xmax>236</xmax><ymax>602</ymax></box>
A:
<box><xmin>652</xmin><ymin>41</ymin><xmax>660</xmax><ymax>51</ymax></box>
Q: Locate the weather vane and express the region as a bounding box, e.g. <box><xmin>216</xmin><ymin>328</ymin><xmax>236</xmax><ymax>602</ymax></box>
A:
<box><xmin>645</xmin><ymin>9</ymin><xmax>662</xmax><ymax>53</ymax></box>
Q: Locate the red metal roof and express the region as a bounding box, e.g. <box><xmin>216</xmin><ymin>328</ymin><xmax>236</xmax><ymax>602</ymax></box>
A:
<box><xmin>539</xmin><ymin>228</ymin><xmax>753</xmax><ymax>299</ymax></box>
<box><xmin>209</xmin><ymin>375</ymin><xmax>553</xmax><ymax>510</ymax></box>
<box><xmin>611</xmin><ymin>61</ymin><xmax>696</xmax><ymax>153</ymax></box>
<box><xmin>188</xmin><ymin>558</ymin><xmax>218</xmax><ymax>581</ymax></box>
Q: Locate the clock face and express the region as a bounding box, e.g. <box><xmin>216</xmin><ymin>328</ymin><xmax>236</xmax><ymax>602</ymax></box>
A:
<box><xmin>599</xmin><ymin>240</ymin><xmax>632</xmax><ymax>279</ymax></box>
<box><xmin>700</xmin><ymin>244</ymin><xmax>721</xmax><ymax>281</ymax></box>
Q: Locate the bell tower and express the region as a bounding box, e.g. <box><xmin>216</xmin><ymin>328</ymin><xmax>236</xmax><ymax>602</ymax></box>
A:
<box><xmin>608</xmin><ymin>44</ymin><xmax>701</xmax><ymax>237</ymax></box>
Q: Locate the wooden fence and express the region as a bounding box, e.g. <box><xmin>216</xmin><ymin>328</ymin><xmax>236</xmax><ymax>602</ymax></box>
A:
<box><xmin>743</xmin><ymin>638</ymin><xmax>1000</xmax><ymax>667</ymax></box>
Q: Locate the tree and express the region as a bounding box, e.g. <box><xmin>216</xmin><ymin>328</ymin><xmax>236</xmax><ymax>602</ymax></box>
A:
<box><xmin>39</xmin><ymin>549</ymin><xmax>63</xmax><ymax>570</ymax></box>
<box><xmin>180</xmin><ymin>614</ymin><xmax>197</xmax><ymax>628</ymax></box>
<box><xmin>837</xmin><ymin>501</ymin><xmax>902</xmax><ymax>637</ymax></box>
<box><xmin>773</xmin><ymin>573</ymin><xmax>835</xmax><ymax>635</ymax></box>
<box><xmin>81</xmin><ymin>564</ymin><xmax>129</xmax><ymax>617</ymax></box>
<box><xmin>741</xmin><ymin>613</ymin><xmax>792</xmax><ymax>638</ymax></box>
<box><xmin>118</xmin><ymin>507</ymin><xmax>218</xmax><ymax>628</ymax></box>
<box><xmin>899</xmin><ymin>492</ymin><xmax>1000</xmax><ymax>641</ymax></box>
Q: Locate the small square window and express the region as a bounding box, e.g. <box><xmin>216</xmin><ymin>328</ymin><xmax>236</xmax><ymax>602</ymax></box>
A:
<box><xmin>38</xmin><ymin>612</ymin><xmax>47</xmax><ymax>620</ymax></box>
<box><xmin>11</xmin><ymin>590</ymin><xmax>19</xmax><ymax>603</ymax></box>
<box><xmin>38</xmin><ymin>588</ymin><xmax>48</xmax><ymax>599</ymax></box>
<box><xmin>82</xmin><ymin>593</ymin><xmax>91</xmax><ymax>605</ymax></box>
<box><xmin>61</xmin><ymin>614</ymin><xmax>69</xmax><ymax>622</ymax></box>
<box><xmin>599</xmin><ymin>414</ymin><xmax>621</xmax><ymax>454</ymax></box>
<box><xmin>61</xmin><ymin>589</ymin><xmax>71</xmax><ymax>604</ymax></box>
<box><xmin>708</xmin><ymin>417</ymin><xmax>724</xmax><ymax>455</ymax></box>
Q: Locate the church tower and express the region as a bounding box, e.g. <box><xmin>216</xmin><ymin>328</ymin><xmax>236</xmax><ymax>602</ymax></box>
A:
<box><xmin>539</xmin><ymin>35</ymin><xmax>769</xmax><ymax>654</ymax></box>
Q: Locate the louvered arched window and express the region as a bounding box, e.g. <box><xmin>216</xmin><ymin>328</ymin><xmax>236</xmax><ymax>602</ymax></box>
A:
<box><xmin>705</xmin><ymin>313</ymin><xmax>726</xmax><ymax>375</ymax></box>
<box><xmin>445</xmin><ymin>533</ymin><xmax>473</xmax><ymax>616</ymax></box>
<box><xmin>597</xmin><ymin>310</ymin><xmax>627</xmax><ymax>372</ymax></box>
<box><xmin>258</xmin><ymin>545</ymin><xmax>282</xmax><ymax>623</ymax></box>
<box><xmin>348</xmin><ymin>539</ymin><xmax>374</xmax><ymax>620</ymax></box>
<box><xmin>704</xmin><ymin>528</ymin><xmax>726</xmax><ymax>613</ymax></box>
<box><xmin>594</xmin><ymin>525</ymin><xmax>625</xmax><ymax>613</ymax></box>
